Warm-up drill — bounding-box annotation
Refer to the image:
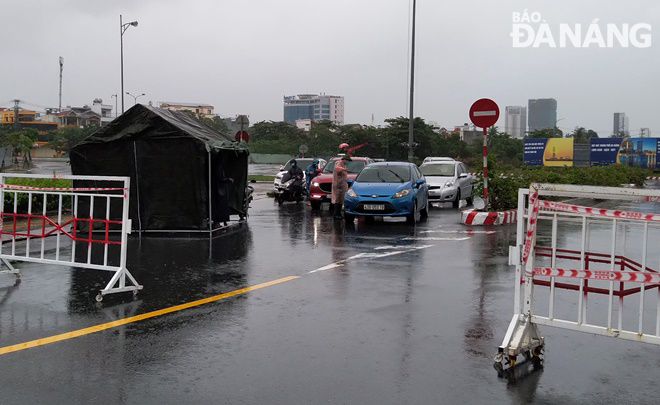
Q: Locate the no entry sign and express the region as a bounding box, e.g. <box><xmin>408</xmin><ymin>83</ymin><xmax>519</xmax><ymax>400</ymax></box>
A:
<box><xmin>469</xmin><ymin>98</ymin><xmax>500</xmax><ymax>129</ymax></box>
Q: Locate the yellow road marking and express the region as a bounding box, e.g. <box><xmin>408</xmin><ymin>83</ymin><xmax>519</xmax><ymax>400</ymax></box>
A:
<box><xmin>0</xmin><ymin>275</ymin><xmax>299</xmax><ymax>356</ymax></box>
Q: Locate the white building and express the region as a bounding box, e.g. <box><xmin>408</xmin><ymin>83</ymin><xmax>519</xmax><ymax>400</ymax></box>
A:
<box><xmin>283</xmin><ymin>94</ymin><xmax>344</xmax><ymax>125</ymax></box>
<box><xmin>505</xmin><ymin>106</ymin><xmax>527</xmax><ymax>138</ymax></box>
<box><xmin>613</xmin><ymin>112</ymin><xmax>629</xmax><ymax>136</ymax></box>
<box><xmin>91</xmin><ymin>99</ymin><xmax>114</xmax><ymax>126</ymax></box>
<box><xmin>159</xmin><ymin>102</ymin><xmax>215</xmax><ymax>118</ymax></box>
<box><xmin>295</xmin><ymin>119</ymin><xmax>312</xmax><ymax>132</ymax></box>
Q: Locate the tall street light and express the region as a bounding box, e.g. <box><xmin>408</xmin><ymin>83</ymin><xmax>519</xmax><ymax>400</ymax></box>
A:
<box><xmin>126</xmin><ymin>92</ymin><xmax>145</xmax><ymax>106</ymax></box>
<box><xmin>553</xmin><ymin>117</ymin><xmax>565</xmax><ymax>137</ymax></box>
<box><xmin>407</xmin><ymin>0</ymin><xmax>417</xmax><ymax>162</ymax></box>
<box><xmin>120</xmin><ymin>15</ymin><xmax>138</xmax><ymax>114</ymax></box>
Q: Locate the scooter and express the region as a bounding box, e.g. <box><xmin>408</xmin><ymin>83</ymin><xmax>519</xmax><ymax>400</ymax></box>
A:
<box><xmin>276</xmin><ymin>174</ymin><xmax>305</xmax><ymax>205</ymax></box>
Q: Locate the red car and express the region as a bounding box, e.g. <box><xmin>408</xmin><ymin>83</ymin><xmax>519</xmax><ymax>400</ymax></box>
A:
<box><xmin>308</xmin><ymin>156</ymin><xmax>375</xmax><ymax>210</ymax></box>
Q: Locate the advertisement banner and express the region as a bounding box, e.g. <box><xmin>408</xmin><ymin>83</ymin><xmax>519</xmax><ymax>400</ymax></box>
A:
<box><xmin>590</xmin><ymin>138</ymin><xmax>623</xmax><ymax>166</ymax></box>
<box><xmin>523</xmin><ymin>138</ymin><xmax>547</xmax><ymax>166</ymax></box>
<box><xmin>543</xmin><ymin>138</ymin><xmax>573</xmax><ymax>166</ymax></box>
<box><xmin>618</xmin><ymin>138</ymin><xmax>660</xmax><ymax>169</ymax></box>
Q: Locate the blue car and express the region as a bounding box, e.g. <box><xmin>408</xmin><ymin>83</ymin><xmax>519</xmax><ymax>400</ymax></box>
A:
<box><xmin>343</xmin><ymin>162</ymin><xmax>429</xmax><ymax>224</ymax></box>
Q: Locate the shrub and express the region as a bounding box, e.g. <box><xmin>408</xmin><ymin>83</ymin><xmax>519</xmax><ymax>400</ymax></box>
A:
<box><xmin>3</xmin><ymin>178</ymin><xmax>73</xmax><ymax>213</ymax></box>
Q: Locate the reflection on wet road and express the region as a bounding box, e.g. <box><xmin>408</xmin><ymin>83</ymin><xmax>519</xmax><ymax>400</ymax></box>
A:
<box><xmin>0</xmin><ymin>192</ymin><xmax>659</xmax><ymax>404</ymax></box>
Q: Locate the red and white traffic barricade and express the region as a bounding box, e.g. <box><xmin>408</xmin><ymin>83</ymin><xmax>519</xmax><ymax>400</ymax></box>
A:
<box><xmin>496</xmin><ymin>183</ymin><xmax>660</xmax><ymax>368</ymax></box>
<box><xmin>0</xmin><ymin>173</ymin><xmax>141</xmax><ymax>302</ymax></box>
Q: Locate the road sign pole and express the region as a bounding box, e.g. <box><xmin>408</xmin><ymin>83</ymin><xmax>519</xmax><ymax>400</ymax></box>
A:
<box><xmin>483</xmin><ymin>127</ymin><xmax>488</xmax><ymax>204</ymax></box>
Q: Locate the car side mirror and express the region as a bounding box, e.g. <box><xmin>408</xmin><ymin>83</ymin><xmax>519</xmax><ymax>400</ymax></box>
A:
<box><xmin>415</xmin><ymin>179</ymin><xmax>425</xmax><ymax>187</ymax></box>
<box><xmin>279</xmin><ymin>165</ymin><xmax>285</xmax><ymax>171</ymax></box>
<box><xmin>458</xmin><ymin>173</ymin><xmax>468</xmax><ymax>179</ymax></box>
<box><xmin>347</xmin><ymin>180</ymin><xmax>354</xmax><ymax>187</ymax></box>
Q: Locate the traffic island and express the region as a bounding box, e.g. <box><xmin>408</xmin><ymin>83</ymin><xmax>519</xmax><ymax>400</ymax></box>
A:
<box><xmin>461</xmin><ymin>208</ymin><xmax>517</xmax><ymax>226</ymax></box>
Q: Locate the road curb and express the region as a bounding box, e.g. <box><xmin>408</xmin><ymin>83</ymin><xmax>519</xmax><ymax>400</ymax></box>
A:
<box><xmin>461</xmin><ymin>208</ymin><xmax>517</xmax><ymax>226</ymax></box>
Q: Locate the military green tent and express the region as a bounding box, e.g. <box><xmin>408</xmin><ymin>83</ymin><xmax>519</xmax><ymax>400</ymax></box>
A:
<box><xmin>70</xmin><ymin>104</ymin><xmax>249</xmax><ymax>233</ymax></box>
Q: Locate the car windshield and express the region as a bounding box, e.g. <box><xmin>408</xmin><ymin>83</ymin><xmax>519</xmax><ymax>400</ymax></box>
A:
<box><xmin>322</xmin><ymin>160</ymin><xmax>366</xmax><ymax>174</ymax></box>
<box><xmin>420</xmin><ymin>163</ymin><xmax>455</xmax><ymax>177</ymax></box>
<box><xmin>283</xmin><ymin>159</ymin><xmax>314</xmax><ymax>171</ymax></box>
<box><xmin>356</xmin><ymin>166</ymin><xmax>410</xmax><ymax>183</ymax></box>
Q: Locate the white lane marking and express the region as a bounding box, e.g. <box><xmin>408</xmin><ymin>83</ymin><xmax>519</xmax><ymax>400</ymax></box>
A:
<box><xmin>307</xmin><ymin>245</ymin><xmax>432</xmax><ymax>274</ymax></box>
<box><xmin>420</xmin><ymin>230</ymin><xmax>496</xmax><ymax>234</ymax></box>
<box><xmin>400</xmin><ymin>237</ymin><xmax>471</xmax><ymax>241</ymax></box>
<box><xmin>374</xmin><ymin>245</ymin><xmax>433</xmax><ymax>250</ymax></box>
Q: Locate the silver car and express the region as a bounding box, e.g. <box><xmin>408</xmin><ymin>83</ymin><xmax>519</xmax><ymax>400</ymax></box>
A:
<box><xmin>273</xmin><ymin>158</ymin><xmax>327</xmax><ymax>190</ymax></box>
<box><xmin>419</xmin><ymin>159</ymin><xmax>473</xmax><ymax>207</ymax></box>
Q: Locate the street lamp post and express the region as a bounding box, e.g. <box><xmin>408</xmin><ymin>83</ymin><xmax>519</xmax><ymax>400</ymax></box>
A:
<box><xmin>553</xmin><ymin>117</ymin><xmax>565</xmax><ymax>137</ymax></box>
<box><xmin>120</xmin><ymin>15</ymin><xmax>138</xmax><ymax>114</ymax></box>
<box><xmin>126</xmin><ymin>92</ymin><xmax>145</xmax><ymax>106</ymax></box>
<box><xmin>407</xmin><ymin>0</ymin><xmax>417</xmax><ymax>162</ymax></box>
<box><xmin>110</xmin><ymin>94</ymin><xmax>117</xmax><ymax>117</ymax></box>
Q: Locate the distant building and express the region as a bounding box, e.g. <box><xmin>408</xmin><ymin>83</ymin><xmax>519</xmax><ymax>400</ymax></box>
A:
<box><xmin>295</xmin><ymin>118</ymin><xmax>312</xmax><ymax>132</ymax></box>
<box><xmin>283</xmin><ymin>94</ymin><xmax>344</xmax><ymax>125</ymax></box>
<box><xmin>58</xmin><ymin>106</ymin><xmax>101</xmax><ymax>128</ymax></box>
<box><xmin>613</xmin><ymin>112</ymin><xmax>629</xmax><ymax>136</ymax></box>
<box><xmin>455</xmin><ymin>123</ymin><xmax>481</xmax><ymax>144</ymax></box>
<box><xmin>90</xmin><ymin>99</ymin><xmax>113</xmax><ymax>126</ymax></box>
<box><xmin>159</xmin><ymin>102</ymin><xmax>214</xmax><ymax>118</ymax></box>
<box><xmin>0</xmin><ymin>108</ymin><xmax>58</xmax><ymax>131</ymax></box>
<box><xmin>528</xmin><ymin>98</ymin><xmax>557</xmax><ymax>132</ymax></box>
<box><xmin>505</xmin><ymin>106</ymin><xmax>527</xmax><ymax>138</ymax></box>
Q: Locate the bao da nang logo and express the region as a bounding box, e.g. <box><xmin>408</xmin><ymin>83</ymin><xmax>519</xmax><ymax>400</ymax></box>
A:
<box><xmin>511</xmin><ymin>10</ymin><xmax>652</xmax><ymax>48</ymax></box>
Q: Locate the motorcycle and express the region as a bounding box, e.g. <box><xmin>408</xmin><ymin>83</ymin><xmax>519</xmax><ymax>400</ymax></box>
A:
<box><xmin>276</xmin><ymin>173</ymin><xmax>305</xmax><ymax>205</ymax></box>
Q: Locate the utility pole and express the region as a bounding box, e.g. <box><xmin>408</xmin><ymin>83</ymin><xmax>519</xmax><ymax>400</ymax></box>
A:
<box><xmin>12</xmin><ymin>99</ymin><xmax>20</xmax><ymax>131</ymax></box>
<box><xmin>407</xmin><ymin>0</ymin><xmax>417</xmax><ymax>162</ymax></box>
<box><xmin>59</xmin><ymin>56</ymin><xmax>64</xmax><ymax>112</ymax></box>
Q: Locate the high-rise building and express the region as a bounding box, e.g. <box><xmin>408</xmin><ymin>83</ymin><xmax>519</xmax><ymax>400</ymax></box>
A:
<box><xmin>613</xmin><ymin>112</ymin><xmax>629</xmax><ymax>136</ymax></box>
<box><xmin>283</xmin><ymin>94</ymin><xmax>344</xmax><ymax>125</ymax></box>
<box><xmin>528</xmin><ymin>98</ymin><xmax>557</xmax><ymax>132</ymax></box>
<box><xmin>504</xmin><ymin>106</ymin><xmax>527</xmax><ymax>138</ymax></box>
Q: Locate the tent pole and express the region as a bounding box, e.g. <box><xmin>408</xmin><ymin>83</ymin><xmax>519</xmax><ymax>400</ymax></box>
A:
<box><xmin>208</xmin><ymin>149</ymin><xmax>212</xmax><ymax>237</ymax></box>
<box><xmin>133</xmin><ymin>141</ymin><xmax>142</xmax><ymax>234</ymax></box>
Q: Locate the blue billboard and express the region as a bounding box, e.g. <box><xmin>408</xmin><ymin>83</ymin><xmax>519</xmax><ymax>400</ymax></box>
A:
<box><xmin>590</xmin><ymin>138</ymin><xmax>623</xmax><ymax>166</ymax></box>
<box><xmin>618</xmin><ymin>138</ymin><xmax>660</xmax><ymax>169</ymax></box>
<box><xmin>524</xmin><ymin>139</ymin><xmax>547</xmax><ymax>166</ymax></box>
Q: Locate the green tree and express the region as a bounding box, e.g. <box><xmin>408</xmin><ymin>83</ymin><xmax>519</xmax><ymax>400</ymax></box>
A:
<box><xmin>48</xmin><ymin>125</ymin><xmax>98</xmax><ymax>155</ymax></box>
<box><xmin>525</xmin><ymin>128</ymin><xmax>563</xmax><ymax>138</ymax></box>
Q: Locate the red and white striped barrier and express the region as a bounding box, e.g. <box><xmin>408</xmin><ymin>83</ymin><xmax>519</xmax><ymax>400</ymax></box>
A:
<box><xmin>533</xmin><ymin>267</ymin><xmax>660</xmax><ymax>284</ymax></box>
<box><xmin>646</xmin><ymin>176</ymin><xmax>660</xmax><ymax>181</ymax></box>
<box><xmin>539</xmin><ymin>200</ymin><xmax>660</xmax><ymax>222</ymax></box>
<box><xmin>0</xmin><ymin>184</ymin><xmax>127</xmax><ymax>192</ymax></box>
<box><xmin>461</xmin><ymin>208</ymin><xmax>517</xmax><ymax>226</ymax></box>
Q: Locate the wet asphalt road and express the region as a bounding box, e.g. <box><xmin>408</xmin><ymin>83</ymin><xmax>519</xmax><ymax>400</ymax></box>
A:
<box><xmin>1</xmin><ymin>184</ymin><xmax>660</xmax><ymax>403</ymax></box>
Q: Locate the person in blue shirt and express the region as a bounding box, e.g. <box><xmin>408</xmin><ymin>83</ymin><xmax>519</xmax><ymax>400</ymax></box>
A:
<box><xmin>305</xmin><ymin>159</ymin><xmax>320</xmax><ymax>200</ymax></box>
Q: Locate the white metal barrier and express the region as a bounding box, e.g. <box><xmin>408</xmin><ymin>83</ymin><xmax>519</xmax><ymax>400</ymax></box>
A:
<box><xmin>0</xmin><ymin>174</ymin><xmax>141</xmax><ymax>302</ymax></box>
<box><xmin>496</xmin><ymin>183</ymin><xmax>660</xmax><ymax>368</ymax></box>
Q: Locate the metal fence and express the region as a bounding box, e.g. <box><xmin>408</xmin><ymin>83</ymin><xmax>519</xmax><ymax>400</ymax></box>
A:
<box><xmin>496</xmin><ymin>183</ymin><xmax>660</xmax><ymax>368</ymax></box>
<box><xmin>0</xmin><ymin>174</ymin><xmax>141</xmax><ymax>302</ymax></box>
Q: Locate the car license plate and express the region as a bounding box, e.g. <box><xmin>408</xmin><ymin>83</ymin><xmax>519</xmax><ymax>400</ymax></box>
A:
<box><xmin>364</xmin><ymin>204</ymin><xmax>385</xmax><ymax>211</ymax></box>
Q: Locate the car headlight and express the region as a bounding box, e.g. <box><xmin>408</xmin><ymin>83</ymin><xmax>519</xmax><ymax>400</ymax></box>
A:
<box><xmin>313</xmin><ymin>182</ymin><xmax>320</xmax><ymax>187</ymax></box>
<box><xmin>347</xmin><ymin>188</ymin><xmax>357</xmax><ymax>198</ymax></box>
<box><xmin>392</xmin><ymin>189</ymin><xmax>410</xmax><ymax>198</ymax></box>
<box><xmin>444</xmin><ymin>180</ymin><xmax>455</xmax><ymax>188</ymax></box>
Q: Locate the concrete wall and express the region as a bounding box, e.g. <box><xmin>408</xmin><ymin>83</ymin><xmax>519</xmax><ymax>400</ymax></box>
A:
<box><xmin>249</xmin><ymin>153</ymin><xmax>294</xmax><ymax>164</ymax></box>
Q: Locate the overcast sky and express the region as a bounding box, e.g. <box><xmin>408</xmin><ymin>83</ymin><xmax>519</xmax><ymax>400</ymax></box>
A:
<box><xmin>1</xmin><ymin>0</ymin><xmax>658</xmax><ymax>136</ymax></box>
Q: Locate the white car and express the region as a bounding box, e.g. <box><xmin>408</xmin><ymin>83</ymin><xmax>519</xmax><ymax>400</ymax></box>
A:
<box><xmin>419</xmin><ymin>159</ymin><xmax>474</xmax><ymax>208</ymax></box>
<box><xmin>273</xmin><ymin>158</ymin><xmax>327</xmax><ymax>190</ymax></box>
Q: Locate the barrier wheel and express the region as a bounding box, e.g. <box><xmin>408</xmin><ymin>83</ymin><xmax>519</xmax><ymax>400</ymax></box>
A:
<box><xmin>95</xmin><ymin>293</ymin><xmax>104</xmax><ymax>303</ymax></box>
<box><xmin>133</xmin><ymin>289</ymin><xmax>139</xmax><ymax>297</ymax></box>
<box><xmin>532</xmin><ymin>345</ymin><xmax>544</xmax><ymax>357</ymax></box>
<box><xmin>493</xmin><ymin>353</ymin><xmax>504</xmax><ymax>363</ymax></box>
<box><xmin>507</xmin><ymin>356</ymin><xmax>516</xmax><ymax>368</ymax></box>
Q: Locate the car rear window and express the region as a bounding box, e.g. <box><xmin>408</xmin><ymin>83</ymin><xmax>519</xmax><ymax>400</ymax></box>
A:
<box><xmin>283</xmin><ymin>159</ymin><xmax>314</xmax><ymax>171</ymax></box>
<box><xmin>420</xmin><ymin>163</ymin><xmax>455</xmax><ymax>176</ymax></box>
<box><xmin>356</xmin><ymin>166</ymin><xmax>410</xmax><ymax>183</ymax></box>
<box><xmin>322</xmin><ymin>160</ymin><xmax>366</xmax><ymax>174</ymax></box>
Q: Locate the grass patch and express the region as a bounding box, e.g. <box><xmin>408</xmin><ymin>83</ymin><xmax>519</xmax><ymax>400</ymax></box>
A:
<box><xmin>248</xmin><ymin>174</ymin><xmax>274</xmax><ymax>182</ymax></box>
